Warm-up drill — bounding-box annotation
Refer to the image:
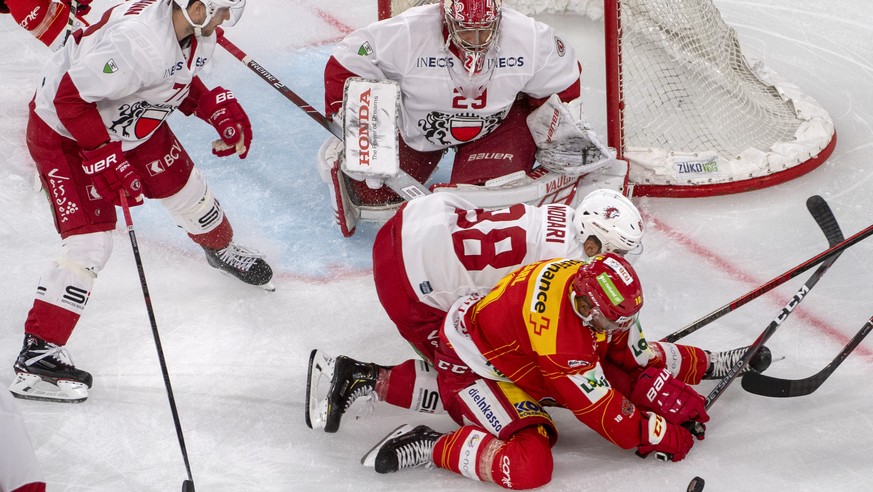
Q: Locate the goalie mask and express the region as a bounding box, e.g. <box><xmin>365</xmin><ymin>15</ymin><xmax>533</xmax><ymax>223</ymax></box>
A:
<box><xmin>574</xmin><ymin>189</ymin><xmax>644</xmax><ymax>256</ymax></box>
<box><xmin>443</xmin><ymin>0</ymin><xmax>502</xmax><ymax>77</ymax></box>
<box><xmin>570</xmin><ymin>253</ymin><xmax>643</xmax><ymax>334</ymax></box>
<box><xmin>175</xmin><ymin>0</ymin><xmax>246</xmax><ymax>36</ymax></box>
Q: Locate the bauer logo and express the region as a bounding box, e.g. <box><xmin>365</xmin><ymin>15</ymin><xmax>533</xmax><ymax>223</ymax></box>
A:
<box><xmin>675</xmin><ymin>155</ymin><xmax>720</xmax><ymax>175</ymax></box>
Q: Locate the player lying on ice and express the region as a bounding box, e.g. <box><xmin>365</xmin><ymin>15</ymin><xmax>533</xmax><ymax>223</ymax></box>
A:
<box><xmin>312</xmin><ymin>254</ymin><xmax>771</xmax><ymax>488</ymax></box>
<box><xmin>317</xmin><ymin>0</ymin><xmax>624</xmax><ymax>236</ymax></box>
<box><xmin>9</xmin><ymin>0</ymin><xmax>275</xmax><ymax>404</ymax></box>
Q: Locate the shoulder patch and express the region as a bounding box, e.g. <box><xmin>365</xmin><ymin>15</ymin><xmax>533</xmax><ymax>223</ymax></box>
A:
<box><xmin>554</xmin><ymin>36</ymin><xmax>566</xmax><ymax>57</ymax></box>
<box><xmin>357</xmin><ymin>42</ymin><xmax>374</xmax><ymax>56</ymax></box>
<box><xmin>103</xmin><ymin>59</ymin><xmax>119</xmax><ymax>74</ymax></box>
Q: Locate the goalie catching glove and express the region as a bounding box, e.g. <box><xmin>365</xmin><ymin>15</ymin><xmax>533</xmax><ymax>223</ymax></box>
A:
<box><xmin>527</xmin><ymin>94</ymin><xmax>614</xmax><ymax>176</ymax></box>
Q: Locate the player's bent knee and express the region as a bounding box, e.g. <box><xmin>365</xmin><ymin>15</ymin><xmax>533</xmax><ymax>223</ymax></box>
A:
<box><xmin>159</xmin><ymin>168</ymin><xmax>225</xmax><ymax>235</ymax></box>
<box><xmin>494</xmin><ymin>426</ymin><xmax>553</xmax><ymax>489</ymax></box>
<box><xmin>59</xmin><ymin>231</ymin><xmax>113</xmax><ymax>278</ymax></box>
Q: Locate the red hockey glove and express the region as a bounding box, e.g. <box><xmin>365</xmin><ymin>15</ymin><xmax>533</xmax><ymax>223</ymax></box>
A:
<box><xmin>81</xmin><ymin>142</ymin><xmax>142</xmax><ymax>206</ymax></box>
<box><xmin>637</xmin><ymin>412</ymin><xmax>695</xmax><ymax>462</ymax></box>
<box><xmin>195</xmin><ymin>86</ymin><xmax>252</xmax><ymax>159</ymax></box>
<box><xmin>61</xmin><ymin>0</ymin><xmax>92</xmax><ymax>16</ymax></box>
<box><xmin>631</xmin><ymin>366</ymin><xmax>710</xmax><ymax>426</ymax></box>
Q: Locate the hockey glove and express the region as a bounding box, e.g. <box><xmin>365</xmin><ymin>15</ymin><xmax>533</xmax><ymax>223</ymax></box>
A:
<box><xmin>637</xmin><ymin>412</ymin><xmax>694</xmax><ymax>462</ymax></box>
<box><xmin>196</xmin><ymin>86</ymin><xmax>252</xmax><ymax>159</ymax></box>
<box><xmin>62</xmin><ymin>0</ymin><xmax>92</xmax><ymax>16</ymax></box>
<box><xmin>81</xmin><ymin>141</ymin><xmax>142</xmax><ymax>206</ymax></box>
<box><xmin>527</xmin><ymin>94</ymin><xmax>614</xmax><ymax>176</ymax></box>
<box><xmin>631</xmin><ymin>367</ymin><xmax>710</xmax><ymax>426</ymax></box>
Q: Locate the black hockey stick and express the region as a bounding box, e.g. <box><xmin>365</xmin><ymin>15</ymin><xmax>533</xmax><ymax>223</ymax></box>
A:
<box><xmin>119</xmin><ymin>192</ymin><xmax>196</xmax><ymax>492</ymax></box>
<box><xmin>662</xmin><ymin>195</ymin><xmax>849</xmax><ymax>343</ymax></box>
<box><xmin>703</xmin><ymin>196</ymin><xmax>845</xmax><ymax>408</ymax></box>
<box><xmin>214</xmin><ymin>28</ymin><xmax>430</xmax><ymax>201</ymax></box>
<box><xmin>63</xmin><ymin>0</ymin><xmax>78</xmax><ymax>45</ymax></box>
<box><xmin>741</xmin><ymin>314</ymin><xmax>873</xmax><ymax>397</ymax></box>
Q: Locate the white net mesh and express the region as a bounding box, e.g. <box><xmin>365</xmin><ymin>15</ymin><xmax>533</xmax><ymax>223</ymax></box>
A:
<box><xmin>380</xmin><ymin>0</ymin><xmax>835</xmax><ymax>195</ymax></box>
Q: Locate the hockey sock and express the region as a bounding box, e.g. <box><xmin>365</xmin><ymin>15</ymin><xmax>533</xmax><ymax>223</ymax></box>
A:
<box><xmin>433</xmin><ymin>425</ymin><xmax>553</xmax><ymax>489</ymax></box>
<box><xmin>377</xmin><ymin>359</ymin><xmax>445</xmax><ymax>414</ymax></box>
<box><xmin>650</xmin><ymin>342</ymin><xmax>709</xmax><ymax>385</ymax></box>
<box><xmin>189</xmin><ymin>217</ymin><xmax>233</xmax><ymax>250</ymax></box>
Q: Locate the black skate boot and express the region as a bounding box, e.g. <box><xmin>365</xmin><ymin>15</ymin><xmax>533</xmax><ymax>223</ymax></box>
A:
<box><xmin>306</xmin><ymin>350</ymin><xmax>385</xmax><ymax>432</ymax></box>
<box><xmin>203</xmin><ymin>242</ymin><xmax>274</xmax><ymax>291</ymax></box>
<box><xmin>10</xmin><ymin>334</ymin><xmax>92</xmax><ymax>403</ymax></box>
<box><xmin>704</xmin><ymin>345</ymin><xmax>772</xmax><ymax>380</ymax></box>
<box><xmin>361</xmin><ymin>424</ymin><xmax>443</xmax><ymax>474</ymax></box>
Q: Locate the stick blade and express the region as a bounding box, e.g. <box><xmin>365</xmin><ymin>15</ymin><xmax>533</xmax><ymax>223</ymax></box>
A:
<box><xmin>806</xmin><ymin>195</ymin><xmax>844</xmax><ymax>246</ymax></box>
<box><xmin>741</xmin><ymin>372</ymin><xmax>816</xmax><ymax>398</ymax></box>
<box><xmin>182</xmin><ymin>480</ymin><xmax>195</xmax><ymax>492</ymax></box>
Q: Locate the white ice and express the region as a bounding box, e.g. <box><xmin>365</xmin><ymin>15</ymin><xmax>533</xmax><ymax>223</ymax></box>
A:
<box><xmin>1</xmin><ymin>1</ymin><xmax>872</xmax><ymax>490</ymax></box>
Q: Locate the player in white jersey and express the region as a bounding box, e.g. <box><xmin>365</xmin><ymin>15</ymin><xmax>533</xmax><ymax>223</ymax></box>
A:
<box><xmin>1</xmin><ymin>0</ymin><xmax>90</xmax><ymax>51</ymax></box>
<box><xmin>318</xmin><ymin>0</ymin><xmax>611</xmax><ymax>230</ymax></box>
<box><xmin>306</xmin><ymin>190</ymin><xmax>772</xmax><ymax>432</ymax></box>
<box><xmin>9</xmin><ymin>0</ymin><xmax>273</xmax><ymax>404</ymax></box>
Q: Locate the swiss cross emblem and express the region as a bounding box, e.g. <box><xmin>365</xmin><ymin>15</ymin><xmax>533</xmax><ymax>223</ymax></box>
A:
<box><xmin>528</xmin><ymin>314</ymin><xmax>552</xmax><ymax>336</ymax></box>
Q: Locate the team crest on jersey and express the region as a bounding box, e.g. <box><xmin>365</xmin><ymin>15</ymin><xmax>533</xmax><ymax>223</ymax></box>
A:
<box><xmin>418</xmin><ymin>111</ymin><xmax>504</xmax><ymax>146</ymax></box>
<box><xmin>109</xmin><ymin>101</ymin><xmax>173</xmax><ymax>139</ymax></box>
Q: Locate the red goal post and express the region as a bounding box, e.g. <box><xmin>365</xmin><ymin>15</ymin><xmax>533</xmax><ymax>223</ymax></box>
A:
<box><xmin>376</xmin><ymin>0</ymin><xmax>836</xmax><ymax>198</ymax></box>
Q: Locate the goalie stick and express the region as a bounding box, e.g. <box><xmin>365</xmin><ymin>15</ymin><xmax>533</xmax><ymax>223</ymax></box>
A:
<box><xmin>741</xmin><ymin>314</ymin><xmax>873</xmax><ymax>397</ymax></box>
<box><xmin>662</xmin><ymin>195</ymin><xmax>851</xmax><ymax>343</ymax></box>
<box><xmin>214</xmin><ymin>29</ymin><xmax>429</xmax><ymax>201</ymax></box>
<box><xmin>119</xmin><ymin>192</ymin><xmax>196</xmax><ymax>492</ymax></box>
<box><xmin>702</xmin><ymin>196</ymin><xmax>845</xmax><ymax>408</ymax></box>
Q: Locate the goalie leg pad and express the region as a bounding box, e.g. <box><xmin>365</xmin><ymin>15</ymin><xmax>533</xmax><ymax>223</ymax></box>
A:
<box><xmin>317</xmin><ymin>137</ymin><xmax>360</xmax><ymax>237</ymax></box>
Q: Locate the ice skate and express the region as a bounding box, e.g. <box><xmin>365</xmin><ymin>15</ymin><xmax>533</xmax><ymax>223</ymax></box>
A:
<box><xmin>305</xmin><ymin>349</ymin><xmax>382</xmax><ymax>432</ymax></box>
<box><xmin>704</xmin><ymin>345</ymin><xmax>772</xmax><ymax>380</ymax></box>
<box><xmin>361</xmin><ymin>424</ymin><xmax>442</xmax><ymax>473</ymax></box>
<box><xmin>9</xmin><ymin>334</ymin><xmax>92</xmax><ymax>403</ymax></box>
<box><xmin>203</xmin><ymin>242</ymin><xmax>274</xmax><ymax>291</ymax></box>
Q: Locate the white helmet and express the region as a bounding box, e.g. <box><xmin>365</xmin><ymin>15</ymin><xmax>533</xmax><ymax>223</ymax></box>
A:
<box><xmin>573</xmin><ymin>189</ymin><xmax>644</xmax><ymax>255</ymax></box>
<box><xmin>175</xmin><ymin>0</ymin><xmax>246</xmax><ymax>34</ymax></box>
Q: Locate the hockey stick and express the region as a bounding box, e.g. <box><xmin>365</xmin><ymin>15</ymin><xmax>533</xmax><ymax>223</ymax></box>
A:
<box><xmin>119</xmin><ymin>192</ymin><xmax>196</xmax><ymax>492</ymax></box>
<box><xmin>741</xmin><ymin>314</ymin><xmax>873</xmax><ymax>397</ymax></box>
<box><xmin>662</xmin><ymin>195</ymin><xmax>849</xmax><ymax>343</ymax></box>
<box><xmin>702</xmin><ymin>196</ymin><xmax>845</xmax><ymax>409</ymax></box>
<box><xmin>214</xmin><ymin>28</ymin><xmax>430</xmax><ymax>201</ymax></box>
<box><xmin>63</xmin><ymin>0</ymin><xmax>78</xmax><ymax>45</ymax></box>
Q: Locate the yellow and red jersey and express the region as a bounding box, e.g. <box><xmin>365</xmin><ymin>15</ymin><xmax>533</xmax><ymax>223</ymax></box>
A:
<box><xmin>463</xmin><ymin>258</ymin><xmax>655</xmax><ymax>449</ymax></box>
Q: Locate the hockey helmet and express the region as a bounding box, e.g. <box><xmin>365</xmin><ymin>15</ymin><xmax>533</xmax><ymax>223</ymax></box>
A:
<box><xmin>175</xmin><ymin>0</ymin><xmax>246</xmax><ymax>32</ymax></box>
<box><xmin>573</xmin><ymin>189</ymin><xmax>644</xmax><ymax>256</ymax></box>
<box><xmin>443</xmin><ymin>0</ymin><xmax>502</xmax><ymax>61</ymax></box>
<box><xmin>569</xmin><ymin>253</ymin><xmax>643</xmax><ymax>333</ymax></box>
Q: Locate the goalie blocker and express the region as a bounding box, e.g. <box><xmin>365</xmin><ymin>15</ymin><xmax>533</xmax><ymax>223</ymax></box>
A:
<box><xmin>316</xmin><ymin>79</ymin><xmax>630</xmax><ymax>236</ymax></box>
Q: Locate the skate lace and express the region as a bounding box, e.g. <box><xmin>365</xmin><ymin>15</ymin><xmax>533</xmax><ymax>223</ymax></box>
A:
<box><xmin>218</xmin><ymin>243</ymin><xmax>264</xmax><ymax>272</ymax></box>
<box><xmin>395</xmin><ymin>438</ymin><xmax>435</xmax><ymax>470</ymax></box>
<box><xmin>27</xmin><ymin>342</ymin><xmax>74</xmax><ymax>368</ymax></box>
<box><xmin>711</xmin><ymin>347</ymin><xmax>748</xmax><ymax>377</ymax></box>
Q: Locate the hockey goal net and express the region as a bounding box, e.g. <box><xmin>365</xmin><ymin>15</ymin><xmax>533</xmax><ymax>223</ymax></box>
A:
<box><xmin>377</xmin><ymin>0</ymin><xmax>836</xmax><ymax>197</ymax></box>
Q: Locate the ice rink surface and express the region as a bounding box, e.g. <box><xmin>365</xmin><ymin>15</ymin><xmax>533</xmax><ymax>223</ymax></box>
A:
<box><xmin>1</xmin><ymin>1</ymin><xmax>872</xmax><ymax>490</ymax></box>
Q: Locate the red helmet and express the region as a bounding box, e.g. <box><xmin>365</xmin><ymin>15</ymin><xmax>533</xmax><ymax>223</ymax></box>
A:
<box><xmin>570</xmin><ymin>253</ymin><xmax>643</xmax><ymax>333</ymax></box>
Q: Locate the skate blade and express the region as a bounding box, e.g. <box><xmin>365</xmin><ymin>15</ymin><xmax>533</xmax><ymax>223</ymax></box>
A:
<box><xmin>361</xmin><ymin>424</ymin><xmax>414</xmax><ymax>467</ymax></box>
<box><xmin>258</xmin><ymin>281</ymin><xmax>276</xmax><ymax>292</ymax></box>
<box><xmin>305</xmin><ymin>349</ymin><xmax>335</xmax><ymax>430</ymax></box>
<box><xmin>9</xmin><ymin>373</ymin><xmax>89</xmax><ymax>403</ymax></box>
<box><xmin>213</xmin><ymin>268</ymin><xmax>275</xmax><ymax>292</ymax></box>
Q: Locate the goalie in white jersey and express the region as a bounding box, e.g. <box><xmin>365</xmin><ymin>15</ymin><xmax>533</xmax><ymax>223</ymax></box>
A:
<box><xmin>307</xmin><ymin>190</ymin><xmax>772</xmax><ymax>433</ymax></box>
<box><xmin>9</xmin><ymin>0</ymin><xmax>274</xmax><ymax>404</ymax></box>
<box><xmin>319</xmin><ymin>0</ymin><xmax>616</xmax><ymax>235</ymax></box>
